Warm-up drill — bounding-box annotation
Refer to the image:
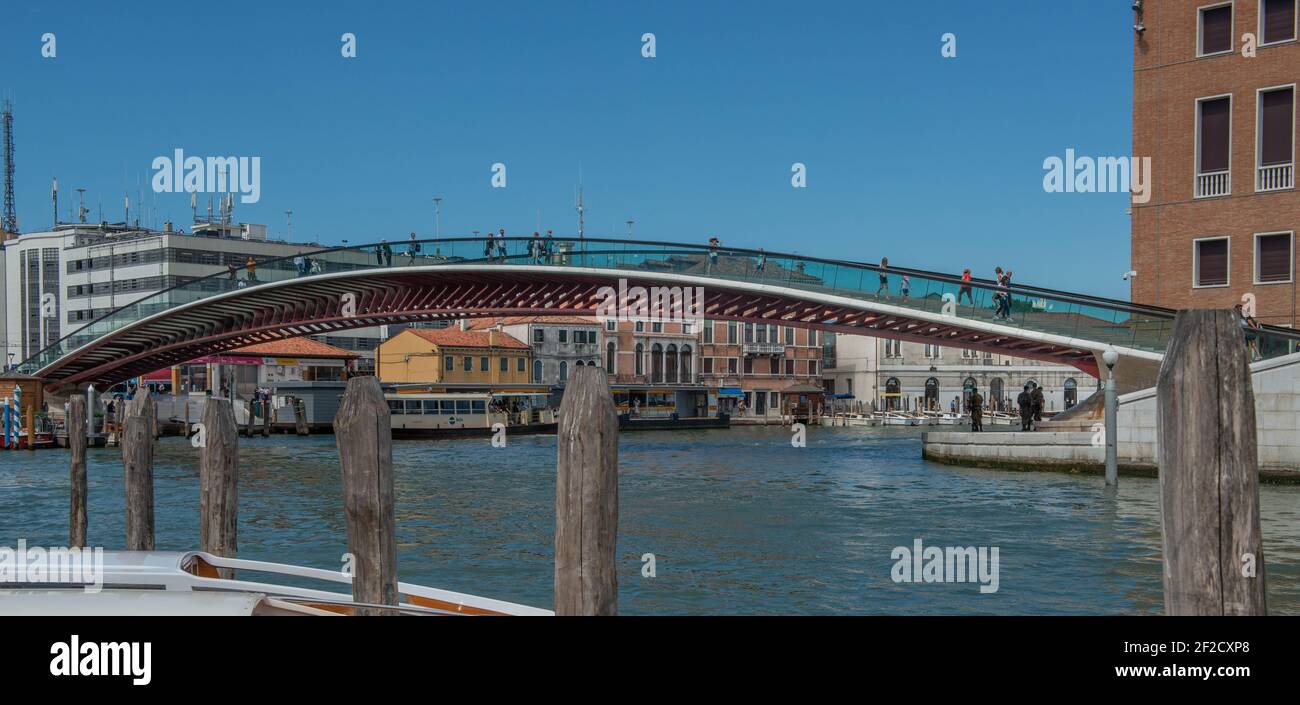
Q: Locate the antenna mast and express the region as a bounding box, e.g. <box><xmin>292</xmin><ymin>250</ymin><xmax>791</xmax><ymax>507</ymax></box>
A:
<box><xmin>575</xmin><ymin>185</ymin><xmax>585</xmax><ymax>242</ymax></box>
<box><xmin>1</xmin><ymin>100</ymin><xmax>15</xmax><ymax>234</ymax></box>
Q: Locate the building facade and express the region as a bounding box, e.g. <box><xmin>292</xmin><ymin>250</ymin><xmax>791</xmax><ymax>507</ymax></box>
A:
<box><xmin>698</xmin><ymin>320</ymin><xmax>823</xmax><ymax>419</ymax></box>
<box><xmin>1</xmin><ymin>222</ymin><xmax>389</xmax><ymax>371</ymax></box>
<box><xmin>822</xmin><ymin>333</ymin><xmax>1092</xmax><ymax>413</ymax></box>
<box><xmin>470</xmin><ymin>316</ymin><xmax>602</xmax><ymax>386</ymax></box>
<box><xmin>167</xmin><ymin>337</ymin><xmax>358</xmax><ymax>398</ymax></box>
<box><xmin>375</xmin><ymin>325</ymin><xmax>531</xmax><ymax>385</ymax></box>
<box><xmin>1133</xmin><ymin>0</ymin><xmax>1299</xmax><ymax>326</ymax></box>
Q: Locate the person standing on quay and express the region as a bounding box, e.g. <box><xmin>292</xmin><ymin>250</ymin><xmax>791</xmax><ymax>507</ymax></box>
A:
<box><xmin>496</xmin><ymin>228</ymin><xmax>508</xmax><ymax>261</ymax></box>
<box><xmin>1017</xmin><ymin>383</ymin><xmax>1033</xmax><ymax>432</ymax></box>
<box><xmin>484</xmin><ymin>230</ymin><xmax>495</xmax><ymax>259</ymax></box>
<box><xmin>876</xmin><ymin>257</ymin><xmax>889</xmax><ymax>297</ymax></box>
<box><xmin>958</xmin><ymin>268</ymin><xmax>974</xmax><ymax>305</ymax></box>
<box><xmin>968</xmin><ymin>386</ymin><xmax>983</xmax><ymax>432</ymax></box>
<box><xmin>707</xmin><ymin>237</ymin><xmax>720</xmax><ymax>274</ymax></box>
<box><xmin>1030</xmin><ymin>383</ymin><xmax>1044</xmax><ymax>428</ymax></box>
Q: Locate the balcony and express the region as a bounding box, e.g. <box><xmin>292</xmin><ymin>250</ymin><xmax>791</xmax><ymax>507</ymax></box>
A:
<box><xmin>742</xmin><ymin>343</ymin><xmax>785</xmax><ymax>356</ymax></box>
<box><xmin>1196</xmin><ymin>170</ymin><xmax>1231</xmax><ymax>198</ymax></box>
<box><xmin>1257</xmin><ymin>163</ymin><xmax>1294</xmax><ymax>193</ymax></box>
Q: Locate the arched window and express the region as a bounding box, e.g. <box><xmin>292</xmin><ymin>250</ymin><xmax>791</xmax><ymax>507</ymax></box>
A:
<box><xmin>635</xmin><ymin>343</ymin><xmax>644</xmax><ymax>376</ymax></box>
<box><xmin>680</xmin><ymin>344</ymin><xmax>692</xmax><ymax>383</ymax></box>
<box><xmin>990</xmin><ymin>378</ymin><xmax>1004</xmax><ymax>411</ymax></box>
<box><xmin>606</xmin><ymin>342</ymin><xmax>616</xmax><ymax>373</ymax></box>
<box><xmin>924</xmin><ymin>377</ymin><xmax>939</xmax><ymax>410</ymax></box>
<box><xmin>559</xmin><ymin>361</ymin><xmax>568</xmax><ymax>382</ymax></box>
<box><xmin>651</xmin><ymin>343</ymin><xmax>664</xmax><ymax>383</ymax></box>
<box><xmin>1064</xmin><ymin>378</ymin><xmax>1078</xmax><ymax>409</ymax></box>
<box><xmin>665</xmin><ymin>344</ymin><xmax>679</xmax><ymax>384</ymax></box>
<box><xmin>532</xmin><ymin>359</ymin><xmax>542</xmax><ymax>383</ymax></box>
<box><xmin>885</xmin><ymin>377</ymin><xmax>901</xmax><ymax>411</ymax></box>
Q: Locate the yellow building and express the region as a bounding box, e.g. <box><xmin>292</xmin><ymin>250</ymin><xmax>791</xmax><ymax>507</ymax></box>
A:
<box><xmin>377</xmin><ymin>326</ymin><xmax>531</xmax><ymax>385</ymax></box>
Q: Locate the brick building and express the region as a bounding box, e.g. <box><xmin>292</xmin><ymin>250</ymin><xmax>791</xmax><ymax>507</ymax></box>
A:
<box><xmin>698</xmin><ymin>320</ymin><xmax>823</xmax><ymax>419</ymax></box>
<box><xmin>1132</xmin><ymin>0</ymin><xmax>1299</xmax><ymax>325</ymax></box>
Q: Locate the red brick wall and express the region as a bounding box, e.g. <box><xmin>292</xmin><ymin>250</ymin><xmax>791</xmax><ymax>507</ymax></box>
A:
<box><xmin>1133</xmin><ymin>0</ymin><xmax>1300</xmax><ymax>325</ymax></box>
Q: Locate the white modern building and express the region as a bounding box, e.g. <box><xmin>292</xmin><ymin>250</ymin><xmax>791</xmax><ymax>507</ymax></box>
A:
<box><xmin>1</xmin><ymin>221</ymin><xmax>388</xmax><ymax>374</ymax></box>
<box><xmin>822</xmin><ymin>333</ymin><xmax>1094</xmax><ymax>414</ymax></box>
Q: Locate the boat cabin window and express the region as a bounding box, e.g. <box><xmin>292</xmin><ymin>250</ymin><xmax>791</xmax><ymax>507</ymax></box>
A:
<box><xmin>404</xmin><ymin>400</ymin><xmax>422</xmax><ymax>414</ymax></box>
<box><xmin>422</xmin><ymin>400</ymin><xmax>440</xmax><ymax>414</ymax></box>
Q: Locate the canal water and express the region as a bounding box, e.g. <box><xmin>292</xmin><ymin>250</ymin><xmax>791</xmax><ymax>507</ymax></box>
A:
<box><xmin>2</xmin><ymin>426</ymin><xmax>1297</xmax><ymax>615</ymax></box>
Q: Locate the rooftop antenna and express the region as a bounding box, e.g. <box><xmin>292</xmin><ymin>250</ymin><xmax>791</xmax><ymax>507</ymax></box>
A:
<box><xmin>575</xmin><ymin>182</ymin><xmax>585</xmax><ymax>242</ymax></box>
<box><xmin>51</xmin><ymin>177</ymin><xmax>58</xmax><ymax>228</ymax></box>
<box><xmin>124</xmin><ymin>191</ymin><xmax>130</xmax><ymax>227</ymax></box>
<box><xmin>285</xmin><ymin>209</ymin><xmax>293</xmax><ymax>240</ymax></box>
<box><xmin>76</xmin><ymin>188</ymin><xmax>87</xmax><ymax>223</ymax></box>
<box><xmin>626</xmin><ymin>219</ymin><xmax>634</xmax><ymax>237</ymax></box>
<box><xmin>2</xmin><ymin>100</ymin><xmax>16</xmax><ymax>234</ymax></box>
<box><xmin>190</xmin><ymin>191</ymin><xmax>197</xmax><ymax>223</ymax></box>
<box><xmin>432</xmin><ymin>197</ymin><xmax>441</xmax><ymax>238</ymax></box>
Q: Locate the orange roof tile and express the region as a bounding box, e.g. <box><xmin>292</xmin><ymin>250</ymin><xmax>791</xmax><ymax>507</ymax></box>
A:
<box><xmin>400</xmin><ymin>327</ymin><xmax>530</xmax><ymax>350</ymax></box>
<box><xmin>227</xmin><ymin>338</ymin><xmax>360</xmax><ymax>359</ymax></box>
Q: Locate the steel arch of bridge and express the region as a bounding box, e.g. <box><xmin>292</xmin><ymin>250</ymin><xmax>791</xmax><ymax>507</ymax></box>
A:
<box><xmin>33</xmin><ymin>262</ymin><xmax>1155</xmax><ymax>390</ymax></box>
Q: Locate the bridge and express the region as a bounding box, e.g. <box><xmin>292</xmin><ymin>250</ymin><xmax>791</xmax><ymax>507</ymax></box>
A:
<box><xmin>19</xmin><ymin>237</ymin><xmax>1300</xmax><ymax>392</ymax></box>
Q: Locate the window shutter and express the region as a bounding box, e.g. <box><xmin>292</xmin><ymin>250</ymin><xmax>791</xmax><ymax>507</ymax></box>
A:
<box><xmin>1263</xmin><ymin>0</ymin><xmax>1297</xmax><ymax>44</ymax></box>
<box><xmin>1258</xmin><ymin>234</ymin><xmax>1292</xmax><ymax>283</ymax></box>
<box><xmin>1200</xmin><ymin>97</ymin><xmax>1231</xmax><ymax>173</ymax></box>
<box><xmin>1198</xmin><ymin>239</ymin><xmax>1229</xmax><ymax>286</ymax></box>
<box><xmin>1260</xmin><ymin>88</ymin><xmax>1294</xmax><ymax>167</ymax></box>
<box><xmin>1201</xmin><ymin>5</ymin><xmax>1233</xmax><ymax>53</ymax></box>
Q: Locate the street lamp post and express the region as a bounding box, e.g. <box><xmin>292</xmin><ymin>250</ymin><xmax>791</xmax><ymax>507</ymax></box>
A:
<box><xmin>433</xmin><ymin>197</ymin><xmax>442</xmax><ymax>238</ymax></box>
<box><xmin>1102</xmin><ymin>346</ymin><xmax>1119</xmax><ymax>486</ymax></box>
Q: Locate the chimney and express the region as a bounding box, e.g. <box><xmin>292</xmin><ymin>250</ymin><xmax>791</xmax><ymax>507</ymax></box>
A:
<box><xmin>459</xmin><ymin>318</ymin><xmax>470</xmax><ymax>331</ymax></box>
<box><xmin>163</xmin><ymin>220</ymin><xmax>173</xmax><ymax>233</ymax></box>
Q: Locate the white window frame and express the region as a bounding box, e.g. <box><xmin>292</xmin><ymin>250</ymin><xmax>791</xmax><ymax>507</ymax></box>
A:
<box><xmin>1255</xmin><ymin>83</ymin><xmax>1296</xmax><ymax>190</ymax></box>
<box><xmin>1193</xmin><ymin>235</ymin><xmax>1232</xmax><ymax>289</ymax></box>
<box><xmin>1259</xmin><ymin>0</ymin><xmax>1299</xmax><ymax>47</ymax></box>
<box><xmin>1197</xmin><ymin>2</ymin><xmax>1235</xmax><ymax>57</ymax></box>
<box><xmin>1253</xmin><ymin>231</ymin><xmax>1295</xmax><ymax>285</ymax></box>
<box><xmin>1194</xmin><ymin>93</ymin><xmax>1234</xmax><ymax>197</ymax></box>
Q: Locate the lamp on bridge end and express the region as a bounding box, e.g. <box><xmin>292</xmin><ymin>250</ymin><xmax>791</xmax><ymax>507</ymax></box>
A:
<box><xmin>1102</xmin><ymin>346</ymin><xmax>1119</xmax><ymax>371</ymax></box>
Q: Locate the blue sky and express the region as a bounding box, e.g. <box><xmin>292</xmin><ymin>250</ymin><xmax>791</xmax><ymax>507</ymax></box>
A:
<box><xmin>2</xmin><ymin>0</ymin><xmax>1135</xmax><ymax>297</ymax></box>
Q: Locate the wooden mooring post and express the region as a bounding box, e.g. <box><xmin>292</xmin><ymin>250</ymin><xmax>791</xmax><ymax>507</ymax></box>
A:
<box><xmin>333</xmin><ymin>377</ymin><xmax>398</xmax><ymax>614</ymax></box>
<box><xmin>293</xmin><ymin>397</ymin><xmax>310</xmax><ymax>436</ymax></box>
<box><xmin>1157</xmin><ymin>309</ymin><xmax>1267</xmax><ymax>615</ymax></box>
<box><xmin>199</xmin><ymin>399</ymin><xmax>239</xmax><ymax>578</ymax></box>
<box><xmin>68</xmin><ymin>395</ymin><xmax>88</xmax><ymax>548</ymax></box>
<box><xmin>122</xmin><ymin>409</ymin><xmax>155</xmax><ymax>551</ymax></box>
<box><xmin>554</xmin><ymin>365</ymin><xmax>619</xmax><ymax>616</ymax></box>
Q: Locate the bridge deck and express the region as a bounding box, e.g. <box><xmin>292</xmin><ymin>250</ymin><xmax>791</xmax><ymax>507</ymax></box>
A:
<box><xmin>19</xmin><ymin>238</ymin><xmax>1300</xmax><ymax>389</ymax></box>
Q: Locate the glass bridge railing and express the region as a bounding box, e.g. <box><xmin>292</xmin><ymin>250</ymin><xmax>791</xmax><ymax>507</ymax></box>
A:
<box><xmin>19</xmin><ymin>237</ymin><xmax>1300</xmax><ymax>376</ymax></box>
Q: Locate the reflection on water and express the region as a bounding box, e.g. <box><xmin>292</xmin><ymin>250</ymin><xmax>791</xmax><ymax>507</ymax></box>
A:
<box><xmin>1</xmin><ymin>426</ymin><xmax>1296</xmax><ymax>615</ymax></box>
